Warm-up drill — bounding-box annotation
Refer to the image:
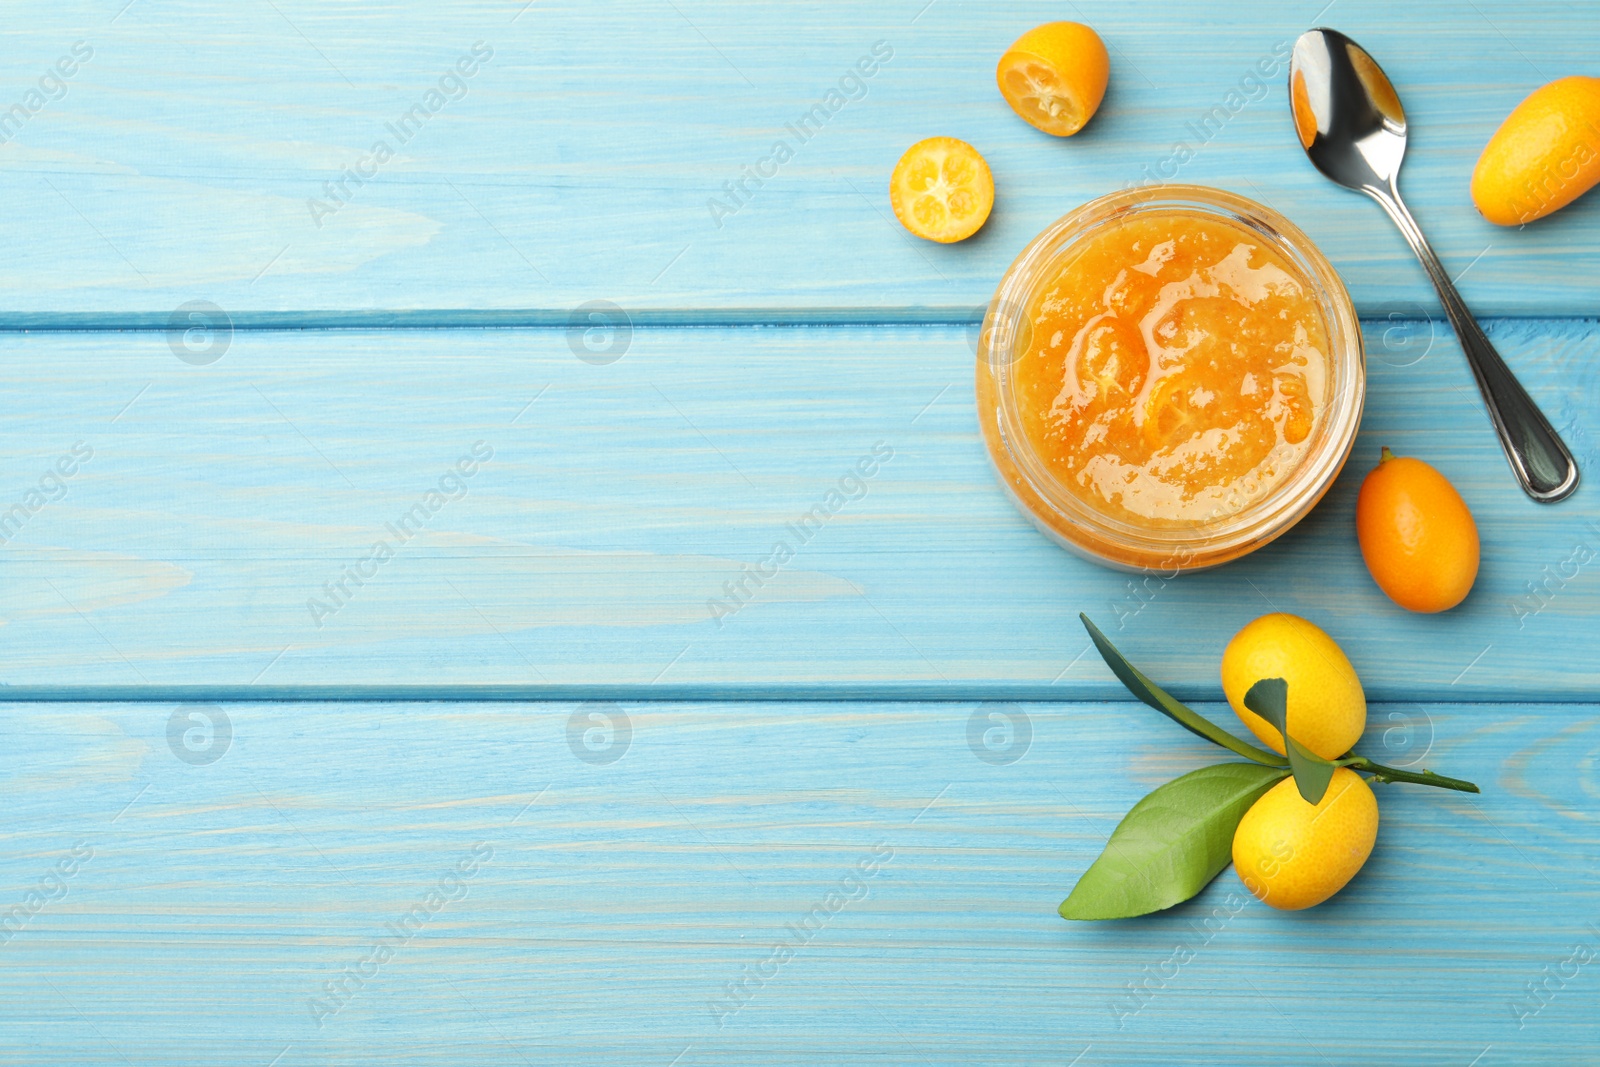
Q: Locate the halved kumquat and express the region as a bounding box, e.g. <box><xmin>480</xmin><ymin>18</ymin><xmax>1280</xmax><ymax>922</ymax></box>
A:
<box><xmin>889</xmin><ymin>136</ymin><xmax>994</xmax><ymax>243</ymax></box>
<box><xmin>997</xmin><ymin>22</ymin><xmax>1110</xmax><ymax>137</ymax></box>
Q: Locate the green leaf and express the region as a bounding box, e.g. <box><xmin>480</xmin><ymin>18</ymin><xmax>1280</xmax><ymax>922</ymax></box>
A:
<box><xmin>1060</xmin><ymin>762</ymin><xmax>1290</xmax><ymax>920</ymax></box>
<box><xmin>1079</xmin><ymin>614</ymin><xmax>1285</xmax><ymax>767</ymax></box>
<box><xmin>1242</xmin><ymin>677</ymin><xmax>1337</xmax><ymax>805</ymax></box>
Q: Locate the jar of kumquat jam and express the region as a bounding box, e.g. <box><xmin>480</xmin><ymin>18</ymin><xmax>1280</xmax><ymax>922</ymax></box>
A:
<box><xmin>977</xmin><ymin>186</ymin><xmax>1364</xmax><ymax>571</ymax></box>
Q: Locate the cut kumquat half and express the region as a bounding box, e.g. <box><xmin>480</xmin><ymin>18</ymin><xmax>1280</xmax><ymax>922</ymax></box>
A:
<box><xmin>1143</xmin><ymin>373</ymin><xmax>1209</xmax><ymax>449</ymax></box>
<box><xmin>889</xmin><ymin>136</ymin><xmax>995</xmax><ymax>243</ymax></box>
<box><xmin>997</xmin><ymin>21</ymin><xmax>1110</xmax><ymax>137</ymax></box>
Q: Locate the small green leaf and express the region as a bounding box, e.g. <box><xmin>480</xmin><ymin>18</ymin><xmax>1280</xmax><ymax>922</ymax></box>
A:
<box><xmin>1060</xmin><ymin>762</ymin><xmax>1289</xmax><ymax>920</ymax></box>
<box><xmin>1242</xmin><ymin>677</ymin><xmax>1336</xmax><ymax>805</ymax></box>
<box><xmin>1079</xmin><ymin>614</ymin><xmax>1285</xmax><ymax>768</ymax></box>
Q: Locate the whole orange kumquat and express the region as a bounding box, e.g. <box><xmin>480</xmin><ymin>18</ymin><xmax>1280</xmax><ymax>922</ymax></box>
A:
<box><xmin>1356</xmin><ymin>447</ymin><xmax>1480</xmax><ymax>613</ymax></box>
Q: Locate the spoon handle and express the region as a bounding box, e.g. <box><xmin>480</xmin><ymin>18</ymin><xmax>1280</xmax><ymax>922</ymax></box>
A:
<box><xmin>1368</xmin><ymin>185</ymin><xmax>1579</xmax><ymax>503</ymax></box>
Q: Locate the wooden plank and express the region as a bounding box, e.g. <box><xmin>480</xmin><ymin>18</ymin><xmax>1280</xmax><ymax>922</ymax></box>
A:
<box><xmin>0</xmin><ymin>319</ymin><xmax>1594</xmax><ymax>698</ymax></box>
<box><xmin>2</xmin><ymin>0</ymin><xmax>1598</xmax><ymax>320</ymax></box>
<box><xmin>1</xmin><ymin>698</ymin><xmax>1594</xmax><ymax>1064</ymax></box>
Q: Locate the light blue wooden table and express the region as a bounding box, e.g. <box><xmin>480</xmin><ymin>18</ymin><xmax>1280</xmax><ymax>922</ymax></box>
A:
<box><xmin>2</xmin><ymin>1</ymin><xmax>1598</xmax><ymax>1063</ymax></box>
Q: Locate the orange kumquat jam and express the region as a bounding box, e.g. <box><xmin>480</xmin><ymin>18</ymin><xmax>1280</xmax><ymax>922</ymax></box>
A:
<box><xmin>976</xmin><ymin>186</ymin><xmax>1364</xmax><ymax>571</ymax></box>
<box><xmin>1012</xmin><ymin>212</ymin><xmax>1330</xmax><ymax>525</ymax></box>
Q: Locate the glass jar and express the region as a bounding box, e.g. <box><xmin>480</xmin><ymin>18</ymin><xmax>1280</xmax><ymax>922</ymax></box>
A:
<box><xmin>976</xmin><ymin>185</ymin><xmax>1365</xmax><ymax>572</ymax></box>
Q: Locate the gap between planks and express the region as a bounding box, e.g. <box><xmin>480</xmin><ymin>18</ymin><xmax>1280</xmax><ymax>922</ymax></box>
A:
<box><xmin>0</xmin><ymin>687</ymin><xmax>1588</xmax><ymax>705</ymax></box>
<box><xmin>0</xmin><ymin>311</ymin><xmax>1581</xmax><ymax>333</ymax></box>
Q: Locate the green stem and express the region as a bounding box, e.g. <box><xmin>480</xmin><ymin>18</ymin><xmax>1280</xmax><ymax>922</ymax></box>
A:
<box><xmin>1341</xmin><ymin>755</ymin><xmax>1480</xmax><ymax>793</ymax></box>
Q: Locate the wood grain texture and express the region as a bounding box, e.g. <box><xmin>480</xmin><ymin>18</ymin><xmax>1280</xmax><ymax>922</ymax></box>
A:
<box><xmin>0</xmin><ymin>319</ymin><xmax>1594</xmax><ymax>698</ymax></box>
<box><xmin>1</xmin><ymin>699</ymin><xmax>1594</xmax><ymax>1066</ymax></box>
<box><xmin>5</xmin><ymin>3</ymin><xmax>1599</xmax><ymax>1059</ymax></box>
<box><xmin>1</xmin><ymin>0</ymin><xmax>1598</xmax><ymax>319</ymax></box>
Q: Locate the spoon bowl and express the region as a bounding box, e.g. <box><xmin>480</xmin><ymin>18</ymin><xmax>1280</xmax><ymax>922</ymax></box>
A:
<box><xmin>1291</xmin><ymin>30</ymin><xmax>1407</xmax><ymax>193</ymax></box>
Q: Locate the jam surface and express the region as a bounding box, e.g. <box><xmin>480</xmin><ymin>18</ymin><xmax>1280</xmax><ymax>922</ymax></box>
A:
<box><xmin>1012</xmin><ymin>210</ymin><xmax>1330</xmax><ymax>525</ymax></box>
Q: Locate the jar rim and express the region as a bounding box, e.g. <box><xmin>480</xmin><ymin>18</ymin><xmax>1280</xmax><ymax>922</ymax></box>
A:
<box><xmin>977</xmin><ymin>184</ymin><xmax>1366</xmax><ymax>571</ymax></box>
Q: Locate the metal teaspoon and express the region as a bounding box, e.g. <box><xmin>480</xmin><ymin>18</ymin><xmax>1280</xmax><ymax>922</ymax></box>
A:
<box><xmin>1289</xmin><ymin>28</ymin><xmax>1578</xmax><ymax>502</ymax></box>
